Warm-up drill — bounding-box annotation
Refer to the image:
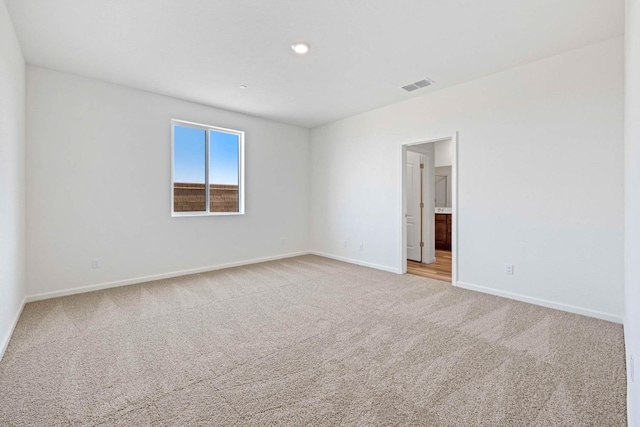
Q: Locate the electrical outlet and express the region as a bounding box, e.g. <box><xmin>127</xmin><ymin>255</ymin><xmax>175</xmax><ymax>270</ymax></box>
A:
<box><xmin>505</xmin><ymin>264</ymin><xmax>514</xmax><ymax>275</ymax></box>
<box><xmin>92</xmin><ymin>258</ymin><xmax>101</xmax><ymax>269</ymax></box>
<box><xmin>280</xmin><ymin>237</ymin><xmax>285</xmax><ymax>245</ymax></box>
<box><xmin>359</xmin><ymin>243</ymin><xmax>364</xmax><ymax>251</ymax></box>
<box><xmin>631</xmin><ymin>355</ymin><xmax>635</xmax><ymax>382</ymax></box>
<box><xmin>343</xmin><ymin>240</ymin><xmax>347</xmax><ymax>248</ymax></box>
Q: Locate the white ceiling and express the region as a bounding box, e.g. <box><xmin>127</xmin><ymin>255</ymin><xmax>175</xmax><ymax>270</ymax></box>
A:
<box><xmin>6</xmin><ymin>0</ymin><xmax>624</xmax><ymax>128</ymax></box>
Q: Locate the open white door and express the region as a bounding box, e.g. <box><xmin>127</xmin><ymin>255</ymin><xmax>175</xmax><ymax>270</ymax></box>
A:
<box><xmin>406</xmin><ymin>150</ymin><xmax>422</xmax><ymax>262</ymax></box>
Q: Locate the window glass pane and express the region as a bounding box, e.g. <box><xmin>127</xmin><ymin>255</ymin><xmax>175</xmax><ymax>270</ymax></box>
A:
<box><xmin>173</xmin><ymin>125</ymin><xmax>206</xmax><ymax>212</ymax></box>
<box><xmin>209</xmin><ymin>130</ymin><xmax>239</xmax><ymax>212</ymax></box>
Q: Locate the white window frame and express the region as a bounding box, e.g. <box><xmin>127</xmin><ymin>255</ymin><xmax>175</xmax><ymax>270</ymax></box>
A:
<box><xmin>171</xmin><ymin>119</ymin><xmax>245</xmax><ymax>217</ymax></box>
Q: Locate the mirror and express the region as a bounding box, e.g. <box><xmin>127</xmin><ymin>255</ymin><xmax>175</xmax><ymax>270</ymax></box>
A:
<box><xmin>435</xmin><ymin>166</ymin><xmax>452</xmax><ymax>208</ymax></box>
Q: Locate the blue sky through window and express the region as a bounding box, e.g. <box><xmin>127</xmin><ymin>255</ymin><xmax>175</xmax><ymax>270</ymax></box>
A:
<box><xmin>174</xmin><ymin>126</ymin><xmax>205</xmax><ymax>183</ymax></box>
<box><xmin>173</xmin><ymin>126</ymin><xmax>239</xmax><ymax>185</ymax></box>
<box><xmin>210</xmin><ymin>130</ymin><xmax>239</xmax><ymax>185</ymax></box>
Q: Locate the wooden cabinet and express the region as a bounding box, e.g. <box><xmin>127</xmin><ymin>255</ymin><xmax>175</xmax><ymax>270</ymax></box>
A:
<box><xmin>435</xmin><ymin>214</ymin><xmax>452</xmax><ymax>251</ymax></box>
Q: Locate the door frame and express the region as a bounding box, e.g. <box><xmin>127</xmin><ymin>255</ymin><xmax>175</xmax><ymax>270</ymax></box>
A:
<box><xmin>398</xmin><ymin>132</ymin><xmax>458</xmax><ymax>284</ymax></box>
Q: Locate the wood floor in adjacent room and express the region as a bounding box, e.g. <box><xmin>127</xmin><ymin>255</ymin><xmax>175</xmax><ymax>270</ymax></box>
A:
<box><xmin>0</xmin><ymin>255</ymin><xmax>626</xmax><ymax>426</ymax></box>
<box><xmin>408</xmin><ymin>249</ymin><xmax>452</xmax><ymax>282</ymax></box>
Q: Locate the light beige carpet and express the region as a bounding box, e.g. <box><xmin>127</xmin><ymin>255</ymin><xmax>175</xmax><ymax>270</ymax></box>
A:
<box><xmin>0</xmin><ymin>255</ymin><xmax>626</xmax><ymax>426</ymax></box>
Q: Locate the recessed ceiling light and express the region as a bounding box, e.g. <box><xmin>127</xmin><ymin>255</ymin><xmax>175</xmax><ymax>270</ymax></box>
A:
<box><xmin>239</xmin><ymin>85</ymin><xmax>247</xmax><ymax>89</ymax></box>
<box><xmin>291</xmin><ymin>42</ymin><xmax>310</xmax><ymax>55</ymax></box>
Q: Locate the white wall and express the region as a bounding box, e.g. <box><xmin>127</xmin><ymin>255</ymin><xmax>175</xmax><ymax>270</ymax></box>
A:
<box><xmin>423</xmin><ymin>145</ymin><xmax>436</xmax><ymax>263</ymax></box>
<box><xmin>0</xmin><ymin>0</ymin><xmax>26</xmax><ymax>359</ymax></box>
<box><xmin>310</xmin><ymin>37</ymin><xmax>624</xmax><ymax>321</ymax></box>
<box><xmin>433</xmin><ymin>139</ymin><xmax>453</xmax><ymax>207</ymax></box>
<box><xmin>434</xmin><ymin>139</ymin><xmax>452</xmax><ymax>167</ymax></box>
<box><xmin>434</xmin><ymin>139</ymin><xmax>453</xmax><ymax>208</ymax></box>
<box><xmin>625</xmin><ymin>1</ymin><xmax>640</xmax><ymax>424</ymax></box>
<box><xmin>26</xmin><ymin>66</ymin><xmax>310</xmax><ymax>298</ymax></box>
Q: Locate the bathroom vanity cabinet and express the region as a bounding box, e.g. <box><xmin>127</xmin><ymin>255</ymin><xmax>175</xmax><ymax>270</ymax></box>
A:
<box><xmin>435</xmin><ymin>213</ymin><xmax>452</xmax><ymax>251</ymax></box>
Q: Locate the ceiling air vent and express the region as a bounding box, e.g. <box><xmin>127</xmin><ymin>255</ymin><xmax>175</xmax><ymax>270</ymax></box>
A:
<box><xmin>401</xmin><ymin>78</ymin><xmax>434</xmax><ymax>92</ymax></box>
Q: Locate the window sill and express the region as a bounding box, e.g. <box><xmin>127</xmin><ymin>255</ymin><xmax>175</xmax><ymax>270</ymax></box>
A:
<box><xmin>172</xmin><ymin>212</ymin><xmax>244</xmax><ymax>217</ymax></box>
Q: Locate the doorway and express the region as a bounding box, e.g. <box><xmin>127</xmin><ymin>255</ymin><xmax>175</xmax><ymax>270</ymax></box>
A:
<box><xmin>399</xmin><ymin>133</ymin><xmax>458</xmax><ymax>284</ymax></box>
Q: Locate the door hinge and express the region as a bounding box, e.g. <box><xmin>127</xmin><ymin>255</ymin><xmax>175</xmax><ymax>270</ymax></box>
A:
<box><xmin>420</xmin><ymin>202</ymin><xmax>424</xmax><ymax>208</ymax></box>
<box><xmin>420</xmin><ymin>241</ymin><xmax>424</xmax><ymax>247</ymax></box>
<box><xmin>420</xmin><ymin>163</ymin><xmax>424</xmax><ymax>169</ymax></box>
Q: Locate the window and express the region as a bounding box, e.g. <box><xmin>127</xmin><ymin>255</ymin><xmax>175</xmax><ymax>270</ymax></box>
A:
<box><xmin>172</xmin><ymin>120</ymin><xmax>244</xmax><ymax>216</ymax></box>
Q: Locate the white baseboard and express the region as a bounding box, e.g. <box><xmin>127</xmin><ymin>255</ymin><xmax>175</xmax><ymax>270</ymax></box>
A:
<box><xmin>0</xmin><ymin>296</ymin><xmax>27</xmax><ymax>362</ymax></box>
<box><xmin>309</xmin><ymin>251</ymin><xmax>400</xmax><ymax>274</ymax></box>
<box><xmin>455</xmin><ymin>281</ymin><xmax>622</xmax><ymax>324</ymax></box>
<box><xmin>423</xmin><ymin>257</ymin><xmax>436</xmax><ymax>264</ymax></box>
<box><xmin>26</xmin><ymin>251</ymin><xmax>311</xmax><ymax>303</ymax></box>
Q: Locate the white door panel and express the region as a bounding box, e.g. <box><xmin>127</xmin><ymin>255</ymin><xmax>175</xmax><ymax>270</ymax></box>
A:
<box><xmin>406</xmin><ymin>151</ymin><xmax>421</xmax><ymax>262</ymax></box>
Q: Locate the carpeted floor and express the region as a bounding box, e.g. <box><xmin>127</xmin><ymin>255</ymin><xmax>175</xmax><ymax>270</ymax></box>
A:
<box><xmin>0</xmin><ymin>255</ymin><xmax>627</xmax><ymax>426</ymax></box>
